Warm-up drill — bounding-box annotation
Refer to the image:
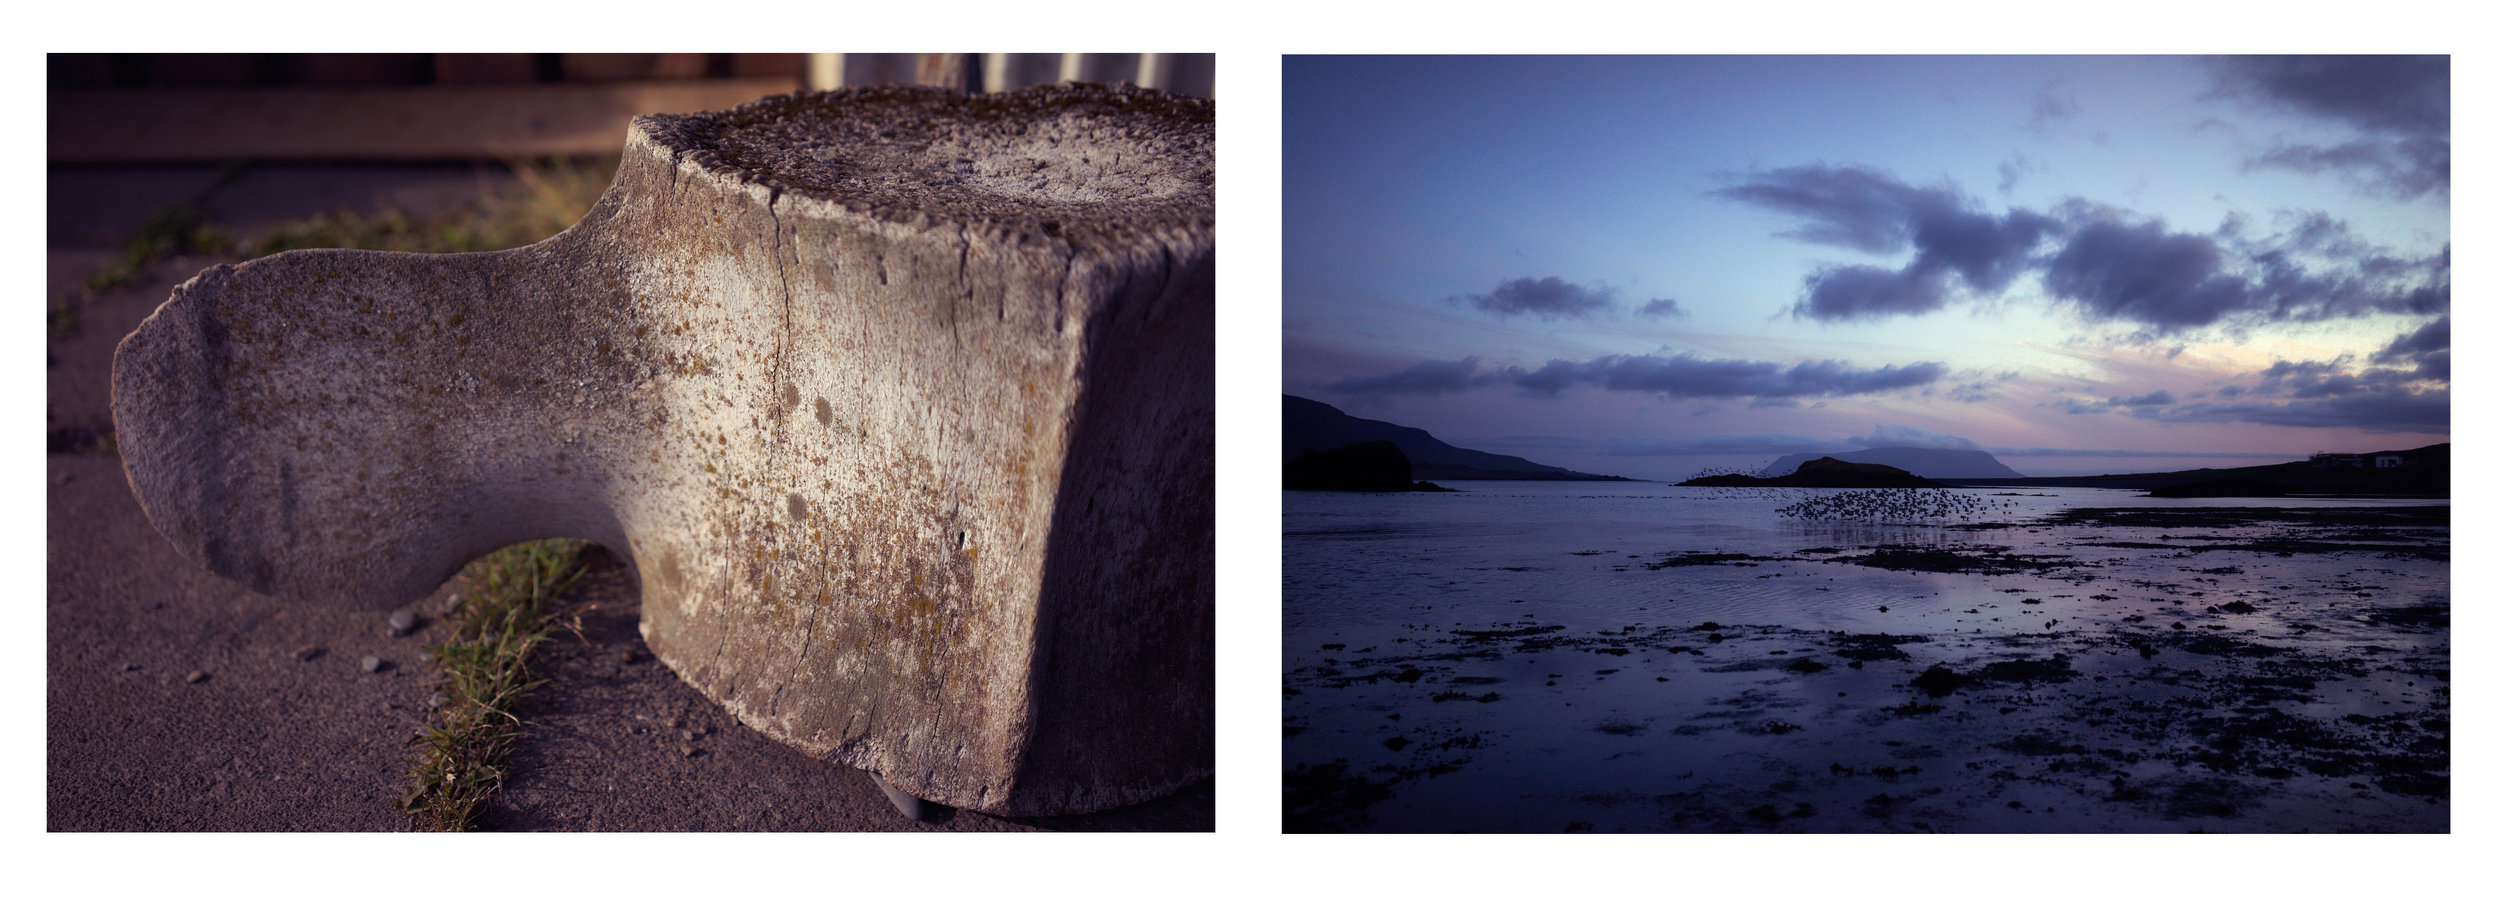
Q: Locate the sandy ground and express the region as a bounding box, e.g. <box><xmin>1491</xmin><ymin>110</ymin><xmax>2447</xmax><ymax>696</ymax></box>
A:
<box><xmin>45</xmin><ymin>166</ymin><xmax>1210</xmax><ymax>832</ymax></box>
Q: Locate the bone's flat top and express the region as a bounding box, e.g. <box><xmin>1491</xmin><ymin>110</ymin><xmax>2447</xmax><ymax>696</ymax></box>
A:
<box><xmin>637</xmin><ymin>83</ymin><xmax>1214</xmax><ymax>238</ymax></box>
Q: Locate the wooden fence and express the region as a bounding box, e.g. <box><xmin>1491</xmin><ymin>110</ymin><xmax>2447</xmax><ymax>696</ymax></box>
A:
<box><xmin>48</xmin><ymin>53</ymin><xmax>1213</xmax><ymax>163</ymax></box>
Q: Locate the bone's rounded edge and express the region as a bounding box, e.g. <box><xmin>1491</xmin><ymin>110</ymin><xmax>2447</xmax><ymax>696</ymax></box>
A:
<box><xmin>611</xmin><ymin>83</ymin><xmax>1213</xmax><ymax>815</ymax></box>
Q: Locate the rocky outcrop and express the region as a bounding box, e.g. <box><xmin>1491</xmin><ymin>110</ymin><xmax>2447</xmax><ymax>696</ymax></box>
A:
<box><xmin>1679</xmin><ymin>457</ymin><xmax>1944</xmax><ymax>488</ymax></box>
<box><xmin>1762</xmin><ymin>447</ymin><xmax>2023</xmax><ymax>480</ymax></box>
<box><xmin>1284</xmin><ymin>441</ymin><xmax>1453</xmax><ymax>491</ymax></box>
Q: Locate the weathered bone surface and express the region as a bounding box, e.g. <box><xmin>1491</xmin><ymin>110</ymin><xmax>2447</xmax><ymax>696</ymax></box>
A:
<box><xmin>111</xmin><ymin>83</ymin><xmax>1213</xmax><ymax>816</ymax></box>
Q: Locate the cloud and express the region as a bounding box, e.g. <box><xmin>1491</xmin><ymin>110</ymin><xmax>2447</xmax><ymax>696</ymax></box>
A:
<box><xmin>2086</xmin><ymin>356</ymin><xmax>2447</xmax><ymax>434</ymax></box>
<box><xmin>2148</xmin><ymin>388</ymin><xmax>2448</xmax><ymax>434</ymax></box>
<box><xmin>1714</xmin><ymin>164</ymin><xmax>1945</xmax><ymax>254</ymax></box>
<box><xmin>1453</xmin><ymin>276</ymin><xmax>1616</xmax><ymax>319</ymax></box>
<box><xmin>2371</xmin><ymin>314</ymin><xmax>2453</xmax><ymax>382</ymax></box>
<box><xmin>1996</xmin><ymin>156</ymin><xmax>2034</xmax><ymax>195</ymax></box>
<box><xmin>1724</xmin><ymin>162</ymin><xmax>2445</xmax><ymax>333</ymax></box>
<box><xmin>1636</xmin><ymin>297</ymin><xmax>1684</xmax><ymax>318</ymax></box>
<box><xmin>1501</xmin><ymin>353</ymin><xmax>1946</xmax><ymax>400</ymax></box>
<box><xmin>1796</xmin><ymin>265</ymin><xmax>1949</xmax><ymax>320</ymax></box>
<box><xmin>2041</xmin><ymin>219</ymin><xmax>2248</xmax><ymax>331</ymax></box>
<box><xmin>1599</xmin><ymin>434</ymin><xmax>1836</xmax><ymax>457</ymax></box>
<box><xmin>1716</xmin><ymin>165</ymin><xmax>2057</xmax><ymax>322</ymax></box>
<box><xmin>2025</xmin><ymin>87</ymin><xmax>2079</xmax><ymax>134</ymax></box>
<box><xmin>2208</xmin><ymin>55</ymin><xmax>2449</xmax><ymax>199</ymax></box>
<box><xmin>1918</xmin><ymin>207</ymin><xmax>2060</xmax><ymax>293</ymax></box>
<box><xmin>1322</xmin><ymin>356</ymin><xmax>1488</xmax><ymax>397</ymax></box>
<box><xmin>2033</xmin><ymin>212</ymin><xmax>2443</xmax><ymax>333</ymax></box>
<box><xmin>1330</xmin><ymin>351</ymin><xmax>1950</xmax><ymax>403</ymax></box>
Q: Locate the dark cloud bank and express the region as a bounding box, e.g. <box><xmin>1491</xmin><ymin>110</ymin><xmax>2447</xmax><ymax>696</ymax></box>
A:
<box><xmin>1332</xmin><ymin>59</ymin><xmax>2447</xmax><ymax>437</ymax></box>
<box><xmin>1450</xmin><ymin>276</ymin><xmax>1685</xmax><ymax>321</ymax></box>
<box><xmin>1711</xmin><ymin>57</ymin><xmax>2447</xmax><ymax>334</ymax></box>
<box><xmin>2207</xmin><ymin>55</ymin><xmax>2449</xmax><ymax>201</ymax></box>
<box><xmin>1454</xmin><ymin>276</ymin><xmax>1614</xmax><ymax>319</ymax></box>
<box><xmin>1714</xmin><ymin>164</ymin><xmax>2447</xmax><ymax>334</ymax></box>
<box><xmin>1326</xmin><ymin>353</ymin><xmax>1948</xmax><ymax>403</ymax></box>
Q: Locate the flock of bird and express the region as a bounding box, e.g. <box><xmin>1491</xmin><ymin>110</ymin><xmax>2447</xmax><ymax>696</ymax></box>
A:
<box><xmin>1774</xmin><ymin>488</ymin><xmax>2017</xmax><ymax>524</ymax></box>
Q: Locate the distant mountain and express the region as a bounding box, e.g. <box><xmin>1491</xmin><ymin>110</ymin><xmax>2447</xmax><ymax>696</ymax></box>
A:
<box><xmin>1282</xmin><ymin>395</ymin><xmax>1637</xmax><ymax>482</ymax></box>
<box><xmin>2004</xmin><ymin>443</ymin><xmax>2447</xmax><ymax>497</ymax></box>
<box><xmin>1762</xmin><ymin>447</ymin><xmax>2024</xmax><ymax>480</ymax></box>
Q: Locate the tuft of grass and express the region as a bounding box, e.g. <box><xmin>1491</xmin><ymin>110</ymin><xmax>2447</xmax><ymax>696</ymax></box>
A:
<box><xmin>59</xmin><ymin>157</ymin><xmax>611</xmax><ymax>339</ymax></box>
<box><xmin>253</xmin><ymin>157</ymin><xmax>612</xmax><ymax>256</ymax></box>
<box><xmin>55</xmin><ymin>198</ymin><xmax>235</xmax><ymax>338</ymax></box>
<box><xmin>397</xmin><ymin>538</ymin><xmax>592</xmax><ymax>831</ymax></box>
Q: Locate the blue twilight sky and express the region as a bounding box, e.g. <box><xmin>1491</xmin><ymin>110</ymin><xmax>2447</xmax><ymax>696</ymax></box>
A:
<box><xmin>1282</xmin><ymin>55</ymin><xmax>2451</xmax><ymax>480</ymax></box>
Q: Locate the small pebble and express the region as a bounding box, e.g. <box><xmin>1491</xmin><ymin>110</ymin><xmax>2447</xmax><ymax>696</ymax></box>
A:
<box><xmin>388</xmin><ymin>609</ymin><xmax>418</xmax><ymax>635</ymax></box>
<box><xmin>361</xmin><ymin>655</ymin><xmax>383</xmax><ymax>673</ymax></box>
<box><xmin>446</xmin><ymin>592</ymin><xmax>466</xmax><ymax>609</ymax></box>
<box><xmin>680</xmin><ymin>745</ymin><xmax>702</xmax><ymax>758</ymax></box>
<box><xmin>122</xmin><ymin>663</ymin><xmax>140</xmax><ymax>672</ymax></box>
<box><xmin>427</xmin><ymin>693</ymin><xmax>449</xmax><ymax>709</ymax></box>
<box><xmin>293</xmin><ymin>646</ymin><xmax>323</xmax><ymax>661</ymax></box>
<box><xmin>186</xmin><ymin>670</ymin><xmax>209</xmax><ymax>684</ymax></box>
<box><xmin>618</xmin><ymin>649</ymin><xmax>640</xmax><ymax>664</ymax></box>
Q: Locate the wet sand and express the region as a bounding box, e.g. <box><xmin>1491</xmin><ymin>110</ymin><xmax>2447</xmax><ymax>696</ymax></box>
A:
<box><xmin>1285</xmin><ymin>500</ymin><xmax>2447</xmax><ymax>833</ymax></box>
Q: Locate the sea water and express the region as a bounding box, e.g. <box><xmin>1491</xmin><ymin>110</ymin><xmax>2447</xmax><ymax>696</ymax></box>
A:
<box><xmin>1283</xmin><ymin>482</ymin><xmax>2450</xmax><ymax>833</ymax></box>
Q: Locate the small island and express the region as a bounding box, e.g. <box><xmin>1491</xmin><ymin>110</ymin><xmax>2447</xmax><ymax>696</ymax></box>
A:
<box><xmin>1676</xmin><ymin>456</ymin><xmax>1946</xmax><ymax>488</ymax></box>
<box><xmin>1284</xmin><ymin>440</ymin><xmax>1454</xmax><ymax>492</ymax></box>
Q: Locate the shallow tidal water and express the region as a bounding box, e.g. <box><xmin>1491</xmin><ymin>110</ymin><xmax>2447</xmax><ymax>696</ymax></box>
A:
<box><xmin>1283</xmin><ymin>482</ymin><xmax>2449</xmax><ymax>833</ymax></box>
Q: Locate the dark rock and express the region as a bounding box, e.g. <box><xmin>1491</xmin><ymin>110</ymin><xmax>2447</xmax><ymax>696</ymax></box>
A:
<box><xmin>1283</xmin><ymin>440</ymin><xmax>1453</xmax><ymax>492</ymax></box>
<box><xmin>1678</xmin><ymin>457</ymin><xmax>1944</xmax><ymax>488</ymax></box>
<box><xmin>1910</xmin><ymin>664</ymin><xmax>1970</xmax><ymax>698</ymax></box>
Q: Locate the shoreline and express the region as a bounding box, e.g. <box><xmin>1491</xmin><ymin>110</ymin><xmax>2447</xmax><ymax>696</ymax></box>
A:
<box><xmin>1284</xmin><ymin>495</ymin><xmax>2448</xmax><ymax>833</ymax></box>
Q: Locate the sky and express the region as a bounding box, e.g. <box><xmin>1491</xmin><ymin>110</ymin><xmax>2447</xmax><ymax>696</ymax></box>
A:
<box><xmin>1282</xmin><ymin>55</ymin><xmax>2451</xmax><ymax>481</ymax></box>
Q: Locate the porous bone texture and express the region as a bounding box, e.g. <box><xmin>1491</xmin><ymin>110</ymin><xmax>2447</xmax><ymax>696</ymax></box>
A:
<box><xmin>111</xmin><ymin>83</ymin><xmax>1213</xmax><ymax>815</ymax></box>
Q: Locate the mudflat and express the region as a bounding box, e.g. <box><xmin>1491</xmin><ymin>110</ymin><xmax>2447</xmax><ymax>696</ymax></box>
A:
<box><xmin>1284</xmin><ymin>485</ymin><xmax>2447</xmax><ymax>833</ymax></box>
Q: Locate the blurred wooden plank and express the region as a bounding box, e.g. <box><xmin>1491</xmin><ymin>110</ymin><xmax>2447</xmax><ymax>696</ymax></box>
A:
<box><xmin>433</xmin><ymin>53</ymin><xmax>537</xmax><ymax>85</ymax></box>
<box><xmin>299</xmin><ymin>54</ymin><xmax>430</xmax><ymax>85</ymax></box>
<box><xmin>561</xmin><ymin>53</ymin><xmax>658</xmax><ymax>82</ymax></box>
<box><xmin>917</xmin><ymin>53</ymin><xmax>978</xmax><ymax>92</ymax></box>
<box><xmin>728</xmin><ymin>53</ymin><xmax>802</xmax><ymax>78</ymax></box>
<box><xmin>148</xmin><ymin>54</ymin><xmax>265</xmax><ymax>86</ymax></box>
<box><xmin>843</xmin><ymin>54</ymin><xmax>919</xmax><ymax>87</ymax></box>
<box><xmin>48</xmin><ymin>78</ymin><xmax>800</xmax><ymax>162</ymax></box>
<box><xmin>1075</xmin><ymin>53</ymin><xmax>1142</xmax><ymax>85</ymax></box>
<box><xmin>48</xmin><ymin>53</ymin><xmax>118</xmax><ymax>88</ymax></box>
<box><xmin>562</xmin><ymin>53</ymin><xmax>715</xmax><ymax>82</ymax></box>
<box><xmin>984</xmin><ymin>53</ymin><xmax>1064</xmax><ymax>93</ymax></box>
<box><xmin>1160</xmin><ymin>53</ymin><xmax>1215</xmax><ymax>98</ymax></box>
